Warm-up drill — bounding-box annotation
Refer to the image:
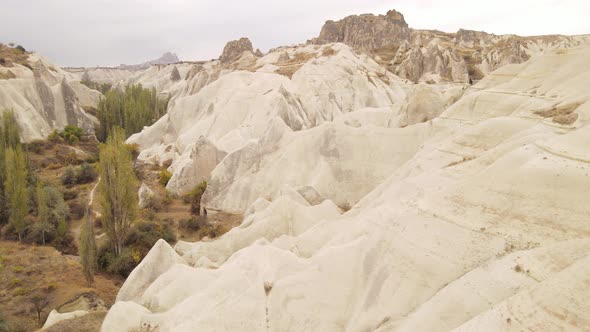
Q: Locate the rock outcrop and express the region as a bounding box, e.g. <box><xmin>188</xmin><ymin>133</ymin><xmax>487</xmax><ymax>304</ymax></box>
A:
<box><xmin>310</xmin><ymin>10</ymin><xmax>411</xmax><ymax>52</ymax></box>
<box><xmin>220</xmin><ymin>37</ymin><xmax>255</xmax><ymax>64</ymax></box>
<box><xmin>309</xmin><ymin>9</ymin><xmax>588</xmax><ymax>83</ymax></box>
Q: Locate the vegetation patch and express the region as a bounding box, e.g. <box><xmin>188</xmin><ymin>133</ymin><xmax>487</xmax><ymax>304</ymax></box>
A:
<box><xmin>0</xmin><ymin>43</ymin><xmax>30</xmax><ymax>68</ymax></box>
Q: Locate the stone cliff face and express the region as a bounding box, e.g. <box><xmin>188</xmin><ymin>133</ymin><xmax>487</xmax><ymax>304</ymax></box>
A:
<box><xmin>309</xmin><ymin>9</ymin><xmax>587</xmax><ymax>83</ymax></box>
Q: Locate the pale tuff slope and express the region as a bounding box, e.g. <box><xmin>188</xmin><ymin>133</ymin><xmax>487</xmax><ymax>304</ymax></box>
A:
<box><xmin>102</xmin><ymin>41</ymin><xmax>590</xmax><ymax>332</ymax></box>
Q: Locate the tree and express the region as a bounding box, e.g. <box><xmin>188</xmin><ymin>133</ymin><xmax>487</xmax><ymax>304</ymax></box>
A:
<box><xmin>0</xmin><ymin>121</ymin><xmax>6</xmax><ymax>226</ymax></box>
<box><xmin>0</xmin><ymin>110</ymin><xmax>21</xmax><ymax>226</ymax></box>
<box><xmin>79</xmin><ymin>207</ymin><xmax>97</xmax><ymax>286</ymax></box>
<box><xmin>99</xmin><ymin>127</ymin><xmax>138</xmax><ymax>255</ymax></box>
<box><xmin>34</xmin><ymin>182</ymin><xmax>53</xmax><ymax>245</ymax></box>
<box><xmin>29</xmin><ymin>292</ymin><xmax>49</xmax><ymax>324</ymax></box>
<box><xmin>5</xmin><ymin>146</ymin><xmax>28</xmax><ymax>241</ymax></box>
<box><xmin>2</xmin><ymin>110</ymin><xmax>21</xmax><ymax>150</ymax></box>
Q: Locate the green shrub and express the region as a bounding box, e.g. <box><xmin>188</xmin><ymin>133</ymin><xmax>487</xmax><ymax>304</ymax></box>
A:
<box><xmin>48</xmin><ymin>130</ymin><xmax>61</xmax><ymax>143</ymax></box>
<box><xmin>61</xmin><ymin>166</ymin><xmax>76</xmax><ymax>185</ymax></box>
<box><xmin>76</xmin><ymin>163</ymin><xmax>98</xmax><ymax>184</ymax></box>
<box><xmin>142</xmin><ymin>195</ymin><xmax>162</xmax><ymax>212</ymax></box>
<box><xmin>9</xmin><ymin>278</ymin><xmax>21</xmax><ymax>287</ymax></box>
<box><xmin>98</xmin><ymin>220</ymin><xmax>176</xmax><ymax>277</ymax></box>
<box><xmin>63</xmin><ymin>189</ymin><xmax>79</xmax><ymax>201</ymax></box>
<box><xmin>186</xmin><ymin>181</ymin><xmax>207</xmax><ymax>215</ymax></box>
<box><xmin>103</xmin><ymin>249</ymin><xmax>136</xmax><ymax>277</ymax></box>
<box><xmin>179</xmin><ymin>216</ymin><xmax>206</xmax><ymax>231</ymax></box>
<box><xmin>68</xmin><ymin>202</ymin><xmax>85</xmax><ymax>220</ymax></box>
<box><xmin>49</xmin><ymin>125</ymin><xmax>84</xmax><ymax>145</ymax></box>
<box><xmin>15</xmin><ymin>45</ymin><xmax>25</xmax><ymax>53</ymax></box>
<box><xmin>158</xmin><ymin>168</ymin><xmax>172</xmax><ymax>187</ymax></box>
<box><xmin>62</xmin><ymin>164</ymin><xmax>97</xmax><ymax>185</ymax></box>
<box><xmin>12</xmin><ymin>287</ymin><xmax>30</xmax><ymax>297</ymax></box>
<box><xmin>126</xmin><ymin>221</ymin><xmax>176</xmax><ymax>250</ymax></box>
<box><xmin>25</xmin><ymin>140</ymin><xmax>48</xmax><ymax>154</ymax></box>
<box><xmin>61</xmin><ymin>125</ymin><xmax>83</xmax><ymax>144</ymax></box>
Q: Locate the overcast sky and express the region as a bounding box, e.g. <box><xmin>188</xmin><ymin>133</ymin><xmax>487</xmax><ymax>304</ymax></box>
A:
<box><xmin>1</xmin><ymin>0</ymin><xmax>589</xmax><ymax>67</ymax></box>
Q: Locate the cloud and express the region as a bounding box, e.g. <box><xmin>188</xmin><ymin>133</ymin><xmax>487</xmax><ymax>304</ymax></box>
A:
<box><xmin>0</xmin><ymin>0</ymin><xmax>588</xmax><ymax>67</ymax></box>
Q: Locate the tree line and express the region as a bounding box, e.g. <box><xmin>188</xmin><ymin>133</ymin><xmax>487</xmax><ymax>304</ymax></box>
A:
<box><xmin>96</xmin><ymin>84</ymin><xmax>168</xmax><ymax>141</ymax></box>
<box><xmin>0</xmin><ymin>111</ymin><xmax>72</xmax><ymax>247</ymax></box>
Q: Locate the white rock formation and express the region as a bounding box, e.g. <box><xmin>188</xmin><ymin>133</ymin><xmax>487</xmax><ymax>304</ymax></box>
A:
<box><xmin>103</xmin><ymin>41</ymin><xmax>590</xmax><ymax>331</ymax></box>
<box><xmin>0</xmin><ymin>53</ymin><xmax>97</xmax><ymax>141</ymax></box>
<box><xmin>166</xmin><ymin>136</ymin><xmax>227</xmax><ymax>194</ymax></box>
<box><xmin>43</xmin><ymin>309</ymin><xmax>89</xmax><ymax>329</ymax></box>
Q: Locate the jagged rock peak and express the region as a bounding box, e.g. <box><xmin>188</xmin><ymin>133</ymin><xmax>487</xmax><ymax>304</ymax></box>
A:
<box><xmin>309</xmin><ymin>9</ymin><xmax>410</xmax><ymax>51</ymax></box>
<box><xmin>385</xmin><ymin>9</ymin><xmax>407</xmax><ymax>23</ymax></box>
<box><xmin>220</xmin><ymin>37</ymin><xmax>255</xmax><ymax>64</ymax></box>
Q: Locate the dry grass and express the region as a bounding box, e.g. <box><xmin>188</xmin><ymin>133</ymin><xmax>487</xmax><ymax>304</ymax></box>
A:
<box><xmin>0</xmin><ymin>43</ymin><xmax>30</xmax><ymax>68</ymax></box>
<box><xmin>276</xmin><ymin>52</ymin><xmax>317</xmax><ymax>79</ymax></box>
<box><xmin>0</xmin><ymin>241</ymin><xmax>121</xmax><ymax>330</ymax></box>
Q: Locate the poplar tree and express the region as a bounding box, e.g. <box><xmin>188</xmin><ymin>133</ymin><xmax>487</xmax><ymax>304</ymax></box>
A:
<box><xmin>34</xmin><ymin>182</ymin><xmax>54</xmax><ymax>245</ymax></box>
<box><xmin>79</xmin><ymin>208</ymin><xmax>97</xmax><ymax>286</ymax></box>
<box><xmin>5</xmin><ymin>146</ymin><xmax>28</xmax><ymax>241</ymax></box>
<box><xmin>98</xmin><ymin>127</ymin><xmax>138</xmax><ymax>255</ymax></box>
<box><xmin>0</xmin><ymin>110</ymin><xmax>20</xmax><ymax>225</ymax></box>
<box><xmin>2</xmin><ymin>111</ymin><xmax>20</xmax><ymax>150</ymax></box>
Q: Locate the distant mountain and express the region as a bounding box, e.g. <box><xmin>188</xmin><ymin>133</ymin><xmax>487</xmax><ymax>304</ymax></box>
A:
<box><xmin>118</xmin><ymin>52</ymin><xmax>180</xmax><ymax>70</ymax></box>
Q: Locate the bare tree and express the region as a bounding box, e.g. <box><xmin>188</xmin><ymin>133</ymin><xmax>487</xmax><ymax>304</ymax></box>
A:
<box><xmin>29</xmin><ymin>292</ymin><xmax>50</xmax><ymax>325</ymax></box>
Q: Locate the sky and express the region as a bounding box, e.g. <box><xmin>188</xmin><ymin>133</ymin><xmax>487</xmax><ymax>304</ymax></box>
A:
<box><xmin>1</xmin><ymin>0</ymin><xmax>589</xmax><ymax>67</ymax></box>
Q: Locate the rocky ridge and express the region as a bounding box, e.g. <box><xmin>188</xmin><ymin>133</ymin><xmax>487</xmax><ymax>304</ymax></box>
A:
<box><xmin>309</xmin><ymin>10</ymin><xmax>589</xmax><ymax>83</ymax></box>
